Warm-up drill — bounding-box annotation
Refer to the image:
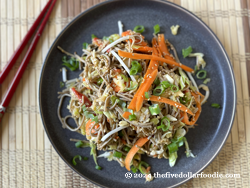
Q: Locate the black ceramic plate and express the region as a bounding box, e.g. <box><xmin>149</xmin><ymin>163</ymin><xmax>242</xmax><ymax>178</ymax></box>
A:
<box><xmin>39</xmin><ymin>0</ymin><xmax>236</xmax><ymax>187</ymax></box>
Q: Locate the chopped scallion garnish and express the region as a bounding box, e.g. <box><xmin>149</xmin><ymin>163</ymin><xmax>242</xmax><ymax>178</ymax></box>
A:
<box><xmin>149</xmin><ymin>104</ymin><xmax>160</xmax><ymax>115</ymax></box>
<box><xmin>157</xmin><ymin>117</ymin><xmax>170</xmax><ymax>131</ymax></box>
<box><xmin>95</xmin><ymin>165</ymin><xmax>102</xmax><ymax>170</ymax></box>
<box><xmin>203</xmin><ymin>78</ymin><xmax>211</xmax><ymax>84</ymax></box>
<box><xmin>182</xmin><ymin>46</ymin><xmax>193</xmax><ymax>58</ymax></box>
<box><xmin>211</xmin><ymin>103</ymin><xmax>221</xmax><ymax>108</ymax></box>
<box><xmin>60</xmin><ymin>81</ymin><xmax>65</xmax><ymax>88</ymax></box>
<box><xmin>72</xmin><ymin>155</ymin><xmax>82</xmax><ymax>166</ymax></box>
<box><xmin>167</xmin><ymin>142</ymin><xmax>178</xmax><ymax>153</ymax></box>
<box><xmin>123</xmin><ymin>146</ymin><xmax>131</xmax><ymax>152</ymax></box>
<box><xmin>97</xmin><ymin>78</ymin><xmax>103</xmax><ymax>86</ymax></box>
<box><xmin>171</xmin><ymin>85</ymin><xmax>179</xmax><ymax>93</ymax></box>
<box><xmin>129</xmin><ymin>114</ymin><xmax>137</xmax><ymax>121</ymax></box>
<box><xmin>153</xmin><ymin>85</ymin><xmax>165</xmax><ymax>96</ymax></box>
<box><xmin>91</xmin><ymin>34</ymin><xmax>97</xmax><ymax>39</ymax></box>
<box><xmin>75</xmin><ymin>141</ymin><xmax>83</xmax><ymax>148</ymax></box>
<box><xmin>82</xmin><ymin>43</ymin><xmax>88</xmax><ymax>49</ymax></box>
<box><xmin>154</xmin><ymin>24</ymin><xmax>160</xmax><ymax>34</ymax></box>
<box><xmin>196</xmin><ymin>70</ymin><xmax>207</xmax><ymax>79</ymax></box>
<box><xmin>113</xmin><ymin>151</ymin><xmax>122</xmax><ymax>158</ymax></box>
<box><xmin>133</xmin><ymin>25</ymin><xmax>145</xmax><ymax>33</ymax></box>
<box><xmin>130</xmin><ymin>61</ymin><xmax>142</xmax><ymax>75</ymax></box>
<box><xmin>138</xmin><ymin>161</ymin><xmax>150</xmax><ymax>174</ymax></box>
<box><xmin>145</xmin><ymin>92</ymin><xmax>150</xmax><ymax>99</ymax></box>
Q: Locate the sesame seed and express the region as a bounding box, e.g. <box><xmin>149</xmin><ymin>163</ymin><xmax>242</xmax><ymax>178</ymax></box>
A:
<box><xmin>185</xmin><ymin>109</ymin><xmax>187</xmax><ymax>112</ymax></box>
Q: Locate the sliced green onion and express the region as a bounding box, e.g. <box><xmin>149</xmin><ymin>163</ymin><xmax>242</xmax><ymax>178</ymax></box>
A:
<box><xmin>95</xmin><ymin>165</ymin><xmax>102</xmax><ymax>170</ymax></box>
<box><xmin>145</xmin><ymin>92</ymin><xmax>150</xmax><ymax>99</ymax></box>
<box><xmin>130</xmin><ymin>61</ymin><xmax>142</xmax><ymax>75</ymax></box>
<box><xmin>153</xmin><ymin>85</ymin><xmax>165</xmax><ymax>96</ymax></box>
<box><xmin>129</xmin><ymin>114</ymin><xmax>137</xmax><ymax>121</ymax></box>
<box><xmin>72</xmin><ymin>155</ymin><xmax>82</xmax><ymax>166</ymax></box>
<box><xmin>149</xmin><ymin>104</ymin><xmax>160</xmax><ymax>115</ymax></box>
<box><xmin>194</xmin><ymin>65</ymin><xmax>198</xmax><ymax>73</ymax></box>
<box><xmin>211</xmin><ymin>103</ymin><xmax>221</xmax><ymax>108</ymax></box>
<box><xmin>111</xmin><ymin>95</ymin><xmax>119</xmax><ymax>104</ymax></box>
<box><xmin>138</xmin><ymin>161</ymin><xmax>150</xmax><ymax>174</ymax></box>
<box><xmin>83</xmin><ymin>157</ymin><xmax>88</xmax><ymax>161</ymax></box>
<box><xmin>171</xmin><ymin>136</ymin><xmax>184</xmax><ymax>144</ymax></box>
<box><xmin>113</xmin><ymin>151</ymin><xmax>122</xmax><ymax>158</ymax></box>
<box><xmin>117</xmin><ymin>99</ymin><xmax>126</xmax><ymax>109</ymax></box>
<box><xmin>60</xmin><ymin>81</ymin><xmax>65</xmax><ymax>88</ymax></box>
<box><xmin>157</xmin><ymin>117</ymin><xmax>170</xmax><ymax>131</ymax></box>
<box><xmin>75</xmin><ymin>141</ymin><xmax>83</xmax><ymax>148</ymax></box>
<box><xmin>133</xmin><ymin>25</ymin><xmax>145</xmax><ymax>33</ymax></box>
<box><xmin>123</xmin><ymin>146</ymin><xmax>131</xmax><ymax>152</ymax></box>
<box><xmin>203</xmin><ymin>78</ymin><xmax>211</xmax><ymax>84</ymax></box>
<box><xmin>196</xmin><ymin>70</ymin><xmax>207</xmax><ymax>79</ymax></box>
<box><xmin>97</xmin><ymin>78</ymin><xmax>103</xmax><ymax>86</ymax></box>
<box><xmin>62</xmin><ymin>56</ymin><xmax>79</xmax><ymax>71</ymax></box>
<box><xmin>171</xmin><ymin>85</ymin><xmax>179</xmax><ymax>92</ymax></box>
<box><xmin>167</xmin><ymin>142</ymin><xmax>179</xmax><ymax>153</ymax></box>
<box><xmin>125</xmin><ymin>81</ymin><xmax>138</xmax><ymax>91</ymax></box>
<box><xmin>182</xmin><ymin>46</ymin><xmax>193</xmax><ymax>58</ymax></box>
<box><xmin>121</xmin><ymin>74</ymin><xmax>129</xmax><ymax>82</ymax></box>
<box><xmin>91</xmin><ymin>34</ymin><xmax>97</xmax><ymax>39</ymax></box>
<box><xmin>130</xmin><ymin>68</ymin><xmax>138</xmax><ymax>75</ymax></box>
<box><xmin>154</xmin><ymin>77</ymin><xmax>160</xmax><ymax>85</ymax></box>
<box><xmin>154</xmin><ymin>24</ymin><xmax>160</xmax><ymax>34</ymax></box>
<box><xmin>82</xmin><ymin>43</ymin><xmax>88</xmax><ymax>49</ymax></box>
<box><xmin>131</xmin><ymin>166</ymin><xmax>138</xmax><ymax>173</ymax></box>
<box><xmin>161</xmin><ymin>81</ymin><xmax>171</xmax><ymax>89</ymax></box>
<box><xmin>180</xmin><ymin>96</ymin><xmax>188</xmax><ymax>104</ymax></box>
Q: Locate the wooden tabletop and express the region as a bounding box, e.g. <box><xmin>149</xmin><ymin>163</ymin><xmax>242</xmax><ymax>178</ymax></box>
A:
<box><xmin>0</xmin><ymin>0</ymin><xmax>250</xmax><ymax>187</ymax></box>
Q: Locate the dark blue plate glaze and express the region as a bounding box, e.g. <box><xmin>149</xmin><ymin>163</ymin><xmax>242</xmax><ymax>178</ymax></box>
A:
<box><xmin>39</xmin><ymin>0</ymin><xmax>236</xmax><ymax>187</ymax></box>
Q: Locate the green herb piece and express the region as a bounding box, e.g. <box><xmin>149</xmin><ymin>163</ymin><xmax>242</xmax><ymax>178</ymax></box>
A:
<box><xmin>154</xmin><ymin>24</ymin><xmax>160</xmax><ymax>34</ymax></box>
<box><xmin>145</xmin><ymin>92</ymin><xmax>150</xmax><ymax>99</ymax></box>
<box><xmin>72</xmin><ymin>155</ymin><xmax>82</xmax><ymax>166</ymax></box>
<box><xmin>153</xmin><ymin>85</ymin><xmax>165</xmax><ymax>96</ymax></box>
<box><xmin>123</xmin><ymin>146</ymin><xmax>131</xmax><ymax>152</ymax></box>
<box><xmin>113</xmin><ymin>151</ymin><xmax>122</xmax><ymax>158</ymax></box>
<box><xmin>60</xmin><ymin>81</ymin><xmax>65</xmax><ymax>88</ymax></box>
<box><xmin>97</xmin><ymin>78</ymin><xmax>103</xmax><ymax>86</ymax></box>
<box><xmin>138</xmin><ymin>161</ymin><xmax>150</xmax><ymax>174</ymax></box>
<box><xmin>129</xmin><ymin>114</ymin><xmax>137</xmax><ymax>121</ymax></box>
<box><xmin>149</xmin><ymin>104</ymin><xmax>160</xmax><ymax>115</ymax></box>
<box><xmin>133</xmin><ymin>25</ymin><xmax>145</xmax><ymax>33</ymax></box>
<box><xmin>196</xmin><ymin>70</ymin><xmax>207</xmax><ymax>79</ymax></box>
<box><xmin>182</xmin><ymin>46</ymin><xmax>193</xmax><ymax>58</ymax></box>
<box><xmin>95</xmin><ymin>165</ymin><xmax>102</xmax><ymax>170</ymax></box>
<box><xmin>82</xmin><ymin>43</ymin><xmax>88</xmax><ymax>49</ymax></box>
<box><xmin>91</xmin><ymin>34</ymin><xmax>97</xmax><ymax>39</ymax></box>
<box><xmin>62</xmin><ymin>56</ymin><xmax>79</xmax><ymax>71</ymax></box>
<box><xmin>211</xmin><ymin>103</ymin><xmax>221</xmax><ymax>108</ymax></box>
<box><xmin>131</xmin><ymin>166</ymin><xmax>138</xmax><ymax>173</ymax></box>
<box><xmin>171</xmin><ymin>85</ymin><xmax>179</xmax><ymax>93</ymax></box>
<box><xmin>167</xmin><ymin>142</ymin><xmax>178</xmax><ymax>153</ymax></box>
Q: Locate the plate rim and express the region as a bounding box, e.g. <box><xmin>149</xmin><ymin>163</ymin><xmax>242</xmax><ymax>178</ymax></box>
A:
<box><xmin>38</xmin><ymin>0</ymin><xmax>236</xmax><ymax>187</ymax></box>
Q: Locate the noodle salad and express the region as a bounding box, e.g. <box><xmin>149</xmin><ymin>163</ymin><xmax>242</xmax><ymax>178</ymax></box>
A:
<box><xmin>57</xmin><ymin>22</ymin><xmax>214</xmax><ymax>182</ymax></box>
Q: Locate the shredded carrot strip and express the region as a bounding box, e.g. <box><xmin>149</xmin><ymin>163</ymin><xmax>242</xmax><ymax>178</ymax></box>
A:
<box><xmin>133</xmin><ymin>46</ymin><xmax>153</xmax><ymax>53</ymax></box>
<box><xmin>147</xmin><ymin>95</ymin><xmax>194</xmax><ymax>115</ymax></box>
<box><xmin>158</xmin><ymin>34</ymin><xmax>175</xmax><ymax>61</ymax></box>
<box><xmin>182</xmin><ymin>92</ymin><xmax>201</xmax><ymax>125</ymax></box>
<box><xmin>118</xmin><ymin>50</ymin><xmax>194</xmax><ymax>72</ymax></box>
<box><xmin>136</xmin><ymin>69</ymin><xmax>158</xmax><ymax>111</ymax></box>
<box><xmin>122</xmin><ymin>111</ymin><xmax>132</xmax><ymax>119</ymax></box>
<box><xmin>85</xmin><ymin>119</ymin><xmax>100</xmax><ymax>136</ymax></box>
<box><xmin>125</xmin><ymin>137</ymin><xmax>149</xmax><ymax>171</ymax></box>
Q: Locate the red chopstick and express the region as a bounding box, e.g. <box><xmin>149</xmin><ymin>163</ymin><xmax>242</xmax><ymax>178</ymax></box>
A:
<box><xmin>0</xmin><ymin>0</ymin><xmax>57</xmax><ymax>122</ymax></box>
